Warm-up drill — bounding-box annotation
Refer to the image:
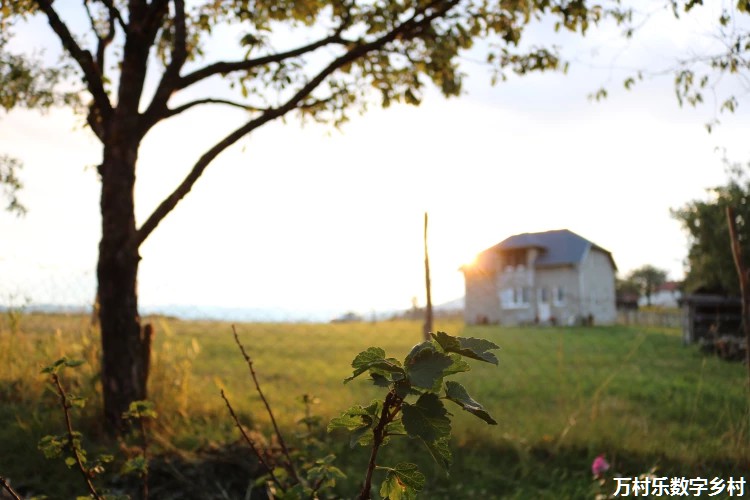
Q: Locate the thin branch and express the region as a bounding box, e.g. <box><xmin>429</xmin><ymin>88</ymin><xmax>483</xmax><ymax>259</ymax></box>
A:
<box><xmin>83</xmin><ymin>0</ymin><xmax>117</xmax><ymax>73</ymax></box>
<box><xmin>359</xmin><ymin>391</ymin><xmax>400</xmax><ymax>500</ymax></box>
<box><xmin>52</xmin><ymin>373</ymin><xmax>104</xmax><ymax>500</ymax></box>
<box><xmin>0</xmin><ymin>477</ymin><xmax>22</xmax><ymax>500</ymax></box>
<box><xmin>220</xmin><ymin>389</ymin><xmax>285</xmax><ymax>492</ymax></box>
<box><xmin>142</xmin><ymin>0</ymin><xmax>187</xmax><ymax>129</ymax></box>
<box><xmin>34</xmin><ymin>0</ymin><xmax>112</xmax><ymax>120</ymax></box>
<box><xmin>136</xmin><ymin>0</ymin><xmax>459</xmax><ymax>246</ymax></box>
<box><xmin>98</xmin><ymin>0</ymin><xmax>127</xmax><ymax>31</ymax></box>
<box><xmin>177</xmin><ymin>32</ymin><xmax>349</xmax><ymax>90</ymax></box>
<box><xmin>164</xmin><ymin>98</ymin><xmax>268</xmax><ymax>118</ymax></box>
<box><xmin>231</xmin><ymin>326</ymin><xmax>301</xmax><ymax>484</ymax></box>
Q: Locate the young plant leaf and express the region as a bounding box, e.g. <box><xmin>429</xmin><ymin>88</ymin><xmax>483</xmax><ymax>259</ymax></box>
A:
<box><xmin>431</xmin><ymin>331</ymin><xmax>500</xmax><ymax>365</ymax></box>
<box><xmin>401</xmin><ymin>393</ymin><xmax>451</xmax><ymax>443</ymax></box>
<box><xmin>443</xmin><ymin>353</ymin><xmax>471</xmax><ymax>376</ymax></box>
<box><xmin>344</xmin><ymin>347</ymin><xmax>405</xmax><ymax>383</ymax></box>
<box><xmin>444</xmin><ymin>381</ymin><xmax>498</xmax><ymax>425</ymax></box>
<box><xmin>424</xmin><ymin>436</ymin><xmax>452</xmax><ymax>470</ymax></box>
<box><xmin>404</xmin><ymin>343</ymin><xmax>453</xmax><ymax>389</ymax></box>
<box><xmin>328</xmin><ymin>402</ymin><xmax>380</xmax><ymax>447</ymax></box>
<box><xmin>379</xmin><ymin>463</ymin><xmax>425</xmax><ymax>500</ymax></box>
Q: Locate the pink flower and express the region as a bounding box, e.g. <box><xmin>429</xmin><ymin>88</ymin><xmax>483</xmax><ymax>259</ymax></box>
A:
<box><xmin>592</xmin><ymin>455</ymin><xmax>610</xmax><ymax>478</ymax></box>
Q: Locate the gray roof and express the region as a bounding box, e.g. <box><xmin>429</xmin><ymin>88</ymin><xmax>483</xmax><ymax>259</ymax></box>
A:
<box><xmin>492</xmin><ymin>229</ymin><xmax>616</xmax><ymax>269</ymax></box>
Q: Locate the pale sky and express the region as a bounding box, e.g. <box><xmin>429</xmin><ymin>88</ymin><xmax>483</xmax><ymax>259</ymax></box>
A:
<box><xmin>1</xmin><ymin>3</ymin><xmax>749</xmax><ymax>319</ymax></box>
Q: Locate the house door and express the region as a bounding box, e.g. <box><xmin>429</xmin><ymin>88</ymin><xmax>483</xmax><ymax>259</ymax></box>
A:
<box><xmin>538</xmin><ymin>288</ymin><xmax>551</xmax><ymax>322</ymax></box>
<box><xmin>539</xmin><ymin>303</ymin><xmax>551</xmax><ymax>322</ymax></box>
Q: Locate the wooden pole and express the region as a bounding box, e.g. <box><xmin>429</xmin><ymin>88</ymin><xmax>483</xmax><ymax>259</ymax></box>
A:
<box><xmin>725</xmin><ymin>206</ymin><xmax>750</xmax><ymax>391</ymax></box>
<box><xmin>423</xmin><ymin>212</ymin><xmax>433</xmax><ymax>341</ymax></box>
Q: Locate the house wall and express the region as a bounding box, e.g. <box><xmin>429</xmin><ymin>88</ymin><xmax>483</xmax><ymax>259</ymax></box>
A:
<box><xmin>534</xmin><ymin>266</ymin><xmax>581</xmax><ymax>324</ymax></box>
<box><xmin>495</xmin><ymin>263</ymin><xmax>536</xmax><ymax>325</ymax></box>
<box><xmin>463</xmin><ymin>245</ymin><xmax>617</xmax><ymax>326</ymax></box>
<box><xmin>579</xmin><ymin>249</ymin><xmax>617</xmax><ymax>324</ymax></box>
<box><xmin>463</xmin><ymin>251</ymin><xmax>501</xmax><ymax>324</ymax></box>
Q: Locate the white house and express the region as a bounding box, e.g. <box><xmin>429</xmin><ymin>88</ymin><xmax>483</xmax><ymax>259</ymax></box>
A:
<box><xmin>638</xmin><ymin>281</ymin><xmax>682</xmax><ymax>308</ymax></box>
<box><xmin>462</xmin><ymin>229</ymin><xmax>617</xmax><ymax>326</ymax></box>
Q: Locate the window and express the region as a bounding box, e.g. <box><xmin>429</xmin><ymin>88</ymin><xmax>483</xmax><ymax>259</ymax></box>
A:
<box><xmin>500</xmin><ymin>287</ymin><xmax>531</xmax><ymax>309</ymax></box>
<box><xmin>539</xmin><ymin>287</ymin><xmax>549</xmax><ymax>304</ymax></box>
<box><xmin>553</xmin><ymin>286</ymin><xmax>565</xmax><ymax>305</ymax></box>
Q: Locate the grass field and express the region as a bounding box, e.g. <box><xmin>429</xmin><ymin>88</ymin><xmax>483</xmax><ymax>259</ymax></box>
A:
<box><xmin>0</xmin><ymin>313</ymin><xmax>748</xmax><ymax>498</ymax></box>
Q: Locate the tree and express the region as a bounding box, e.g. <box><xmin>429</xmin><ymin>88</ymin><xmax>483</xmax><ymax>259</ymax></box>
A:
<box><xmin>627</xmin><ymin>265</ymin><xmax>668</xmax><ymax>306</ymax></box>
<box><xmin>615</xmin><ymin>276</ymin><xmax>640</xmax><ymax>297</ymax></box>
<box><xmin>1</xmin><ymin>1</ymin><xmax>611</xmax><ymax>433</ymax></box>
<box><xmin>672</xmin><ymin>161</ymin><xmax>750</xmax><ymax>296</ymax></box>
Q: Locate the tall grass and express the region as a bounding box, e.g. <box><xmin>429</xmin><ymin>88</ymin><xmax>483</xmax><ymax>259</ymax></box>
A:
<box><xmin>0</xmin><ymin>314</ymin><xmax>747</xmax><ymax>498</ymax></box>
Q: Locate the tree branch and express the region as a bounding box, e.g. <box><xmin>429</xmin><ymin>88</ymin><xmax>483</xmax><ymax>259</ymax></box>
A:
<box><xmin>136</xmin><ymin>0</ymin><xmax>459</xmax><ymax>246</ymax></box>
<box><xmin>98</xmin><ymin>0</ymin><xmax>128</xmax><ymax>31</ymax></box>
<box><xmin>141</xmin><ymin>0</ymin><xmax>187</xmax><ymax>130</ymax></box>
<box><xmin>164</xmin><ymin>98</ymin><xmax>267</xmax><ymax>118</ymax></box>
<box><xmin>0</xmin><ymin>477</ymin><xmax>22</xmax><ymax>500</ymax></box>
<box><xmin>83</xmin><ymin>0</ymin><xmax>117</xmax><ymax>73</ymax></box>
<box><xmin>34</xmin><ymin>0</ymin><xmax>112</xmax><ymax>120</ymax></box>
<box><xmin>177</xmin><ymin>31</ymin><xmax>349</xmax><ymax>91</ymax></box>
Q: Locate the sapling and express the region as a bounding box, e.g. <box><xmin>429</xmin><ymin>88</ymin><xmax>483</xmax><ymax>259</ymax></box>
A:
<box><xmin>329</xmin><ymin>331</ymin><xmax>499</xmax><ymax>499</ymax></box>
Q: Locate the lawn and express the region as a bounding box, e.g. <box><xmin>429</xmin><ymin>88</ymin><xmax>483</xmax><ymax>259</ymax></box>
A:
<box><xmin>0</xmin><ymin>313</ymin><xmax>747</xmax><ymax>498</ymax></box>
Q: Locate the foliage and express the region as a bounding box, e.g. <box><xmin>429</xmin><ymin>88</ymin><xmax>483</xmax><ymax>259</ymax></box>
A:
<box><xmin>615</xmin><ymin>276</ymin><xmax>640</xmax><ymax>298</ymax></box>
<box><xmin>332</xmin><ymin>330</ymin><xmax>498</xmax><ymax>499</ymax></box>
<box><xmin>626</xmin><ymin>265</ymin><xmax>668</xmax><ymax>306</ymax></box>
<box><xmin>0</xmin><ymin>155</ymin><xmax>25</xmax><ymax>216</ymax></box>
<box><xmin>591</xmin><ymin>1</ymin><xmax>750</xmax><ymax>131</ymax></box>
<box><xmin>672</xmin><ymin>160</ymin><xmax>750</xmax><ymax>295</ymax></box>
<box><xmin>38</xmin><ymin>358</ymin><xmax>128</xmax><ymax>500</ymax></box>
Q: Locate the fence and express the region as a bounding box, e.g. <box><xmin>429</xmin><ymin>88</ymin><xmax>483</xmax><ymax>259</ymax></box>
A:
<box><xmin>617</xmin><ymin>309</ymin><xmax>682</xmax><ymax>328</ymax></box>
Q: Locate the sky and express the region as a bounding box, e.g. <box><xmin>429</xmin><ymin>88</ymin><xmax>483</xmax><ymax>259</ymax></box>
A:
<box><xmin>1</xmin><ymin>2</ymin><xmax>750</xmax><ymax>320</ymax></box>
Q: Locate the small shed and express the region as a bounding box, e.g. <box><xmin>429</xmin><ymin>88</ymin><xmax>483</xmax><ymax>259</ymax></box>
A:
<box><xmin>679</xmin><ymin>294</ymin><xmax>742</xmax><ymax>345</ymax></box>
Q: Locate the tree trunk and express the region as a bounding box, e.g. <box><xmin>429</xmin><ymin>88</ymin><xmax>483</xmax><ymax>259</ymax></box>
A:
<box><xmin>98</xmin><ymin>138</ymin><xmax>148</xmax><ymax>434</ymax></box>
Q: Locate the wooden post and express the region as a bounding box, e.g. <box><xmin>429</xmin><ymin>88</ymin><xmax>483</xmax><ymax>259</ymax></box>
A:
<box><xmin>725</xmin><ymin>206</ymin><xmax>750</xmax><ymax>391</ymax></box>
<box><xmin>423</xmin><ymin>212</ymin><xmax>433</xmax><ymax>341</ymax></box>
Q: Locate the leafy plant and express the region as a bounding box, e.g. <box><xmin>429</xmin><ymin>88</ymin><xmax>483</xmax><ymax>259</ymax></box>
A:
<box><xmin>329</xmin><ymin>331</ymin><xmax>499</xmax><ymax>499</ymax></box>
<box><xmin>36</xmin><ymin>358</ymin><xmax>155</xmax><ymax>500</ymax></box>
<box><xmin>38</xmin><ymin>357</ymin><xmax>114</xmax><ymax>500</ymax></box>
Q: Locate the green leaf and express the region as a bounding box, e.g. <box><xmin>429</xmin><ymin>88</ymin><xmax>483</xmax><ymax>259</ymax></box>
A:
<box><xmin>431</xmin><ymin>331</ymin><xmax>500</xmax><ymax>365</ymax></box>
<box><xmin>63</xmin><ymin>359</ymin><xmax>84</xmax><ymax>368</ymax></box>
<box><xmin>379</xmin><ymin>463</ymin><xmax>425</xmax><ymax>500</ymax></box>
<box><xmin>328</xmin><ymin>402</ymin><xmax>380</xmax><ymax>447</ymax></box>
<box><xmin>344</xmin><ymin>347</ymin><xmax>405</xmax><ymax>383</ymax></box>
<box><xmin>444</xmin><ymin>381</ymin><xmax>498</xmax><ymax>425</ymax></box>
<box><xmin>443</xmin><ymin>353</ymin><xmax>471</xmax><ymax>376</ymax></box>
<box><xmin>385</xmin><ymin>420</ymin><xmax>406</xmax><ymax>437</ymax></box>
<box><xmin>41</xmin><ymin>358</ymin><xmax>67</xmax><ymax>374</ymax></box>
<box><xmin>64</xmin><ymin>456</ymin><xmax>77</xmax><ymax>468</ymax></box>
<box><xmin>404</xmin><ymin>342</ymin><xmax>453</xmax><ymax>389</ymax></box>
<box><xmin>424</xmin><ymin>436</ymin><xmax>452</xmax><ymax>470</ymax></box>
<box><xmin>122</xmin><ymin>456</ymin><xmax>148</xmax><ymax>475</ymax></box>
<box><xmin>123</xmin><ymin>400</ymin><xmax>157</xmax><ymax>420</ymax></box>
<box><xmin>401</xmin><ymin>393</ymin><xmax>451</xmax><ymax>443</ymax></box>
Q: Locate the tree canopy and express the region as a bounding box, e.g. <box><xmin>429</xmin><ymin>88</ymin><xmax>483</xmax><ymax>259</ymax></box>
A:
<box><xmin>672</xmin><ymin>161</ymin><xmax>750</xmax><ymax>296</ymax></box>
<box><xmin>626</xmin><ymin>264</ymin><xmax>668</xmax><ymax>306</ymax></box>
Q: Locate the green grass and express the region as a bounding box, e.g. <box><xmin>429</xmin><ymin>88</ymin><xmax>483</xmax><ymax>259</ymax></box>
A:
<box><xmin>0</xmin><ymin>313</ymin><xmax>748</xmax><ymax>498</ymax></box>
